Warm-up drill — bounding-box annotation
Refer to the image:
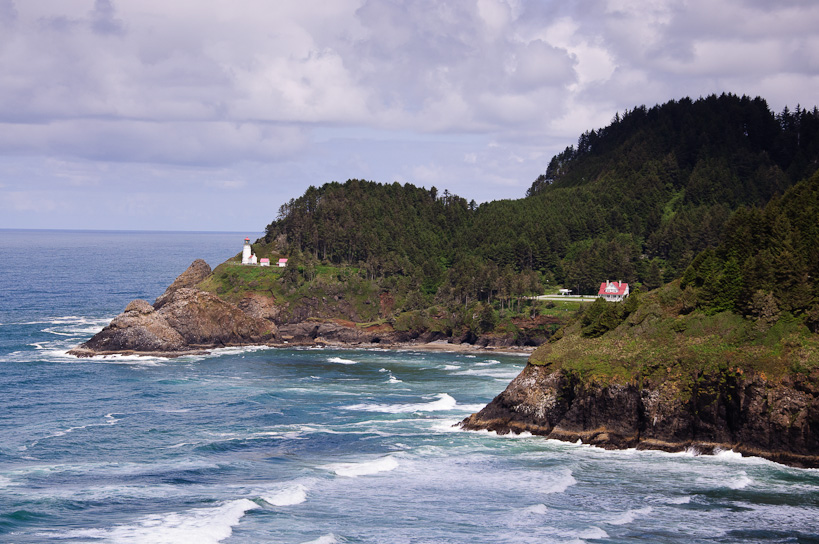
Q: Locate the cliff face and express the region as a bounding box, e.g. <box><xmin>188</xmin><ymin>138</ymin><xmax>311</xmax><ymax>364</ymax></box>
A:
<box><xmin>70</xmin><ymin>261</ymin><xmax>278</xmax><ymax>357</ymax></box>
<box><xmin>461</xmin><ymin>363</ymin><xmax>819</xmax><ymax>468</ymax></box>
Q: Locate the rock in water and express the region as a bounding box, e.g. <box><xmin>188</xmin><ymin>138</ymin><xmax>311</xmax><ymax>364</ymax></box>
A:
<box><xmin>461</xmin><ymin>363</ymin><xmax>819</xmax><ymax>468</ymax></box>
<box><xmin>70</xmin><ymin>260</ymin><xmax>278</xmax><ymax>357</ymax></box>
<box><xmin>153</xmin><ymin>258</ymin><xmax>212</xmax><ymax>310</ymax></box>
<box><xmin>76</xmin><ymin>299</ymin><xmax>186</xmax><ymax>353</ymax></box>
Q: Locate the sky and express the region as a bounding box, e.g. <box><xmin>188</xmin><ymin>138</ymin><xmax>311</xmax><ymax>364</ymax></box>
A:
<box><xmin>1</xmin><ymin>0</ymin><xmax>818</xmax><ymax>231</ymax></box>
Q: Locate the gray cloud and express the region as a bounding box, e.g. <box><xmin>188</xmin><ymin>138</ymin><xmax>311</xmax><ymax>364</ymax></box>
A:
<box><xmin>0</xmin><ymin>0</ymin><xmax>817</xmax><ymax>229</ymax></box>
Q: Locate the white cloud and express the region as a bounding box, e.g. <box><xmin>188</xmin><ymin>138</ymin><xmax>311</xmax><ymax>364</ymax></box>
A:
<box><xmin>0</xmin><ymin>0</ymin><xmax>817</xmax><ymax>229</ymax></box>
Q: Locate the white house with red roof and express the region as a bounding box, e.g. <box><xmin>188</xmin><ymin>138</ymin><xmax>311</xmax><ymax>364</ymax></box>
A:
<box><xmin>278</xmin><ymin>258</ymin><xmax>288</xmax><ymax>268</ymax></box>
<box><xmin>598</xmin><ymin>280</ymin><xmax>629</xmax><ymax>302</ymax></box>
<box><xmin>259</xmin><ymin>258</ymin><xmax>270</xmax><ymax>267</ymax></box>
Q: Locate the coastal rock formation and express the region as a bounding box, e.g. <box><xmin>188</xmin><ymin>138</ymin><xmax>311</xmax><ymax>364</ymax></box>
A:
<box><xmin>158</xmin><ymin>287</ymin><xmax>275</xmax><ymax>346</ymax></box>
<box><xmin>70</xmin><ymin>261</ymin><xmax>277</xmax><ymax>357</ymax></box>
<box><xmin>74</xmin><ymin>299</ymin><xmax>186</xmax><ymax>354</ymax></box>
<box><xmin>461</xmin><ymin>363</ymin><xmax>819</xmax><ymax>468</ymax></box>
<box><xmin>237</xmin><ymin>292</ymin><xmax>282</xmax><ymax>322</ymax></box>
<box><xmin>153</xmin><ymin>258</ymin><xmax>212</xmax><ymax>309</ymax></box>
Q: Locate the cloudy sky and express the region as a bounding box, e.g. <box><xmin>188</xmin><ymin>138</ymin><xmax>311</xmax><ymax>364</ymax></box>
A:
<box><xmin>1</xmin><ymin>0</ymin><xmax>818</xmax><ymax>231</ymax></box>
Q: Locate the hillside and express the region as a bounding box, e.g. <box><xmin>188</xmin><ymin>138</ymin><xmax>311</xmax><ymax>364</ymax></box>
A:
<box><xmin>460</xmin><ymin>171</ymin><xmax>819</xmax><ymax>467</ymax></box>
<box><xmin>267</xmin><ymin>94</ymin><xmax>819</xmax><ymax>298</ymax></box>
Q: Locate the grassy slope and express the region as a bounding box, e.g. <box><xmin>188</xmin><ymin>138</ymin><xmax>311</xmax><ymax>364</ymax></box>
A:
<box><xmin>530</xmin><ymin>281</ymin><xmax>819</xmax><ymax>386</ymax></box>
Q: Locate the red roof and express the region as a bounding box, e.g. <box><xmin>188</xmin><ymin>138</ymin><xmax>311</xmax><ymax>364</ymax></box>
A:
<box><xmin>278</xmin><ymin>258</ymin><xmax>288</xmax><ymax>263</ymax></box>
<box><xmin>598</xmin><ymin>281</ymin><xmax>629</xmax><ymax>296</ymax></box>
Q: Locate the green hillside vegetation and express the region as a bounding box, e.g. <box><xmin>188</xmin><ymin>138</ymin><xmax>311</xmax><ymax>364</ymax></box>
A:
<box><xmin>266</xmin><ymin>94</ymin><xmax>819</xmax><ymax>299</ymax></box>
<box><xmin>197</xmin><ymin>93</ymin><xmax>819</xmax><ymax>346</ymax></box>
<box><xmin>532</xmin><ymin>171</ymin><xmax>819</xmax><ymax>384</ymax></box>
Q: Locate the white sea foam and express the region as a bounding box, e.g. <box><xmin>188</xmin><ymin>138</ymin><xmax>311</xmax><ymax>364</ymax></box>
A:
<box><xmin>264</xmin><ymin>483</ymin><xmax>308</xmax><ymax>506</ymax></box>
<box><xmin>541</xmin><ymin>469</ymin><xmax>577</xmax><ymax>494</ymax></box>
<box><xmin>443</xmin><ymin>364</ymin><xmax>460</xmax><ymax>370</ymax></box>
<box><xmin>607</xmin><ymin>506</ymin><xmax>653</xmax><ymax>525</ymax></box>
<box><xmin>47</xmin><ymin>498</ymin><xmax>259</xmax><ymax>544</ymax></box>
<box><xmin>712</xmin><ymin>448</ymin><xmax>773</xmax><ymax>466</ymax></box>
<box><xmin>696</xmin><ymin>470</ymin><xmax>753</xmax><ymax>490</ymax></box>
<box><xmin>726</xmin><ymin>473</ymin><xmax>753</xmax><ymax>489</ymax></box>
<box><xmin>475</xmin><ymin>359</ymin><xmax>501</xmax><ymax>366</ymax></box>
<box><xmin>324</xmin><ymin>456</ymin><xmax>399</xmax><ymax>477</ymax></box>
<box><xmin>83</xmin><ymin>353</ymin><xmax>167</xmax><ymax>366</ymax></box>
<box><xmin>30</xmin><ymin>413</ymin><xmax>120</xmax><ymax>447</ymax></box>
<box><xmin>522</xmin><ymin>504</ymin><xmax>549</xmax><ymax>515</ymax></box>
<box><xmin>668</xmin><ymin>495</ymin><xmax>692</xmax><ymax>504</ymax></box>
<box><xmin>451</xmin><ymin>368</ymin><xmax>521</xmax><ymax>379</ymax></box>
<box><xmin>301</xmin><ymin>535</ymin><xmax>340</xmax><ymax>544</ymax></box>
<box><xmin>345</xmin><ymin>393</ymin><xmax>458</xmax><ymax>413</ymax></box>
<box><xmin>328</xmin><ymin>356</ymin><xmax>357</xmax><ymax>365</ymax></box>
<box><xmin>570</xmin><ymin>526</ymin><xmax>609</xmax><ymax>540</ymax></box>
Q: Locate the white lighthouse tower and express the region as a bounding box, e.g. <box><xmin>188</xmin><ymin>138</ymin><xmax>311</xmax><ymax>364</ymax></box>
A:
<box><xmin>241</xmin><ymin>237</ymin><xmax>256</xmax><ymax>265</ymax></box>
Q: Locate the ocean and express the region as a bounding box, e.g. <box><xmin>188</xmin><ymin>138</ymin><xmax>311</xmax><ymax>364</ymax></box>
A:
<box><xmin>1</xmin><ymin>229</ymin><xmax>818</xmax><ymax>543</ymax></box>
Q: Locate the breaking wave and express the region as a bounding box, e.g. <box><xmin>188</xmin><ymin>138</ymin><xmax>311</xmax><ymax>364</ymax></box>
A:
<box><xmin>345</xmin><ymin>393</ymin><xmax>459</xmax><ymax>413</ymax></box>
<box><xmin>323</xmin><ymin>456</ymin><xmax>399</xmax><ymax>477</ymax></box>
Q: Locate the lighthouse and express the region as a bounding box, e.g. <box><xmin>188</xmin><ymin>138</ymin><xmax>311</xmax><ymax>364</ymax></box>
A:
<box><xmin>241</xmin><ymin>237</ymin><xmax>255</xmax><ymax>265</ymax></box>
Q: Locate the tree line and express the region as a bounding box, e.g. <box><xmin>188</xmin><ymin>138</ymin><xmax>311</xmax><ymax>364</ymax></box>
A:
<box><xmin>264</xmin><ymin>94</ymin><xmax>819</xmax><ymax>309</ymax></box>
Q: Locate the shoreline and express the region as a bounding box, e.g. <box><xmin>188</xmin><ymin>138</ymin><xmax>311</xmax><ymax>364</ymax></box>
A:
<box><xmin>68</xmin><ymin>339</ymin><xmax>536</xmax><ymax>359</ymax></box>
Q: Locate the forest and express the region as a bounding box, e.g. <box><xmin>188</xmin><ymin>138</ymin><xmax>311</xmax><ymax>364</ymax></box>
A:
<box><xmin>261</xmin><ymin>93</ymin><xmax>819</xmax><ymax>333</ymax></box>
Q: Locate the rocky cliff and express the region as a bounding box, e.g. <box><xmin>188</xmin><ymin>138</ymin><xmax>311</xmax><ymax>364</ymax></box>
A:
<box><xmin>69</xmin><ymin>261</ymin><xmax>278</xmax><ymax>357</ymax></box>
<box><xmin>460</xmin><ymin>363</ymin><xmax>819</xmax><ymax>468</ymax></box>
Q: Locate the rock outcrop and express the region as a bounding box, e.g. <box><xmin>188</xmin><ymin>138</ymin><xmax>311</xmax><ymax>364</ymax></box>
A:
<box><xmin>70</xmin><ymin>261</ymin><xmax>277</xmax><ymax>357</ymax></box>
<box><xmin>73</xmin><ymin>299</ymin><xmax>187</xmax><ymax>354</ymax></box>
<box><xmin>158</xmin><ymin>287</ymin><xmax>275</xmax><ymax>346</ymax></box>
<box><xmin>461</xmin><ymin>363</ymin><xmax>819</xmax><ymax>468</ymax></box>
<box><xmin>153</xmin><ymin>258</ymin><xmax>212</xmax><ymax>310</ymax></box>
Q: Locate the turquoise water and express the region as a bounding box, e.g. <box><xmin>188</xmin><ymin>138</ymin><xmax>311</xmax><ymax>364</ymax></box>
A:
<box><xmin>1</xmin><ymin>230</ymin><xmax>818</xmax><ymax>543</ymax></box>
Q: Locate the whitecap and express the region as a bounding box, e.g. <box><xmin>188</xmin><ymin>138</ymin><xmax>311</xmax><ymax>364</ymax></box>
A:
<box><xmin>324</xmin><ymin>456</ymin><xmax>399</xmax><ymax>477</ymax></box>
<box><xmin>442</xmin><ymin>364</ymin><xmax>460</xmax><ymax>370</ymax></box>
<box><xmin>522</xmin><ymin>504</ymin><xmax>549</xmax><ymax>515</ymax></box>
<box><xmin>82</xmin><ymin>353</ymin><xmax>166</xmax><ymax>366</ymax></box>
<box><xmin>301</xmin><ymin>534</ymin><xmax>340</xmax><ymax>544</ymax></box>
<box><xmin>263</xmin><ymin>483</ymin><xmax>308</xmax><ymax>506</ymax></box>
<box><xmin>541</xmin><ymin>469</ymin><xmax>577</xmax><ymax>494</ymax></box>
<box><xmin>328</xmin><ymin>356</ymin><xmax>357</xmax><ymax>365</ymax></box>
<box><xmin>451</xmin><ymin>368</ymin><xmax>521</xmax><ymax>379</ymax></box>
<box><xmin>475</xmin><ymin>359</ymin><xmax>501</xmax><ymax>366</ymax></box>
<box><xmin>696</xmin><ymin>470</ymin><xmax>752</xmax><ymax>490</ymax></box>
<box><xmin>571</xmin><ymin>526</ymin><xmax>609</xmax><ymax>540</ymax></box>
<box><xmin>345</xmin><ymin>393</ymin><xmax>458</xmax><ymax>413</ymax></box>
<box><xmin>44</xmin><ymin>498</ymin><xmax>259</xmax><ymax>544</ymax></box>
<box><xmin>607</xmin><ymin>506</ymin><xmax>653</xmax><ymax>525</ymax></box>
<box><xmin>726</xmin><ymin>473</ymin><xmax>753</xmax><ymax>490</ymax></box>
<box><xmin>667</xmin><ymin>496</ymin><xmax>691</xmax><ymax>504</ymax></box>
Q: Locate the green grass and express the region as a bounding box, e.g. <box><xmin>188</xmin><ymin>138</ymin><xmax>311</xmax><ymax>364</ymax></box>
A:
<box><xmin>529</xmin><ymin>280</ymin><xmax>819</xmax><ymax>385</ymax></box>
<box><xmin>197</xmin><ymin>263</ymin><xmax>283</xmax><ymax>302</ymax></box>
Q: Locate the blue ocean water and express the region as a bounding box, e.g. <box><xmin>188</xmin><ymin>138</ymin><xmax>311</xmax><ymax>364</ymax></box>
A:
<box><xmin>1</xmin><ymin>230</ymin><xmax>818</xmax><ymax>544</ymax></box>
